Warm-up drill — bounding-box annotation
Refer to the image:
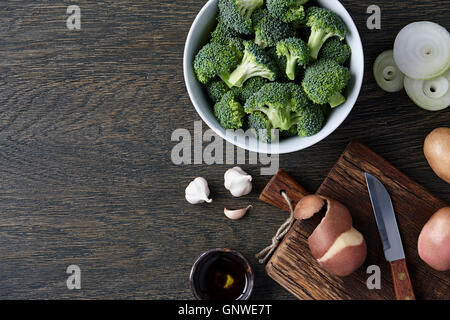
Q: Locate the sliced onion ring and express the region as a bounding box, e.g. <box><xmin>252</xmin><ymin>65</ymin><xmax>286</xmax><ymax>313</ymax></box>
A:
<box><xmin>394</xmin><ymin>21</ymin><xmax>450</xmax><ymax>80</ymax></box>
<box><xmin>373</xmin><ymin>50</ymin><xmax>404</xmax><ymax>92</ymax></box>
<box><xmin>404</xmin><ymin>69</ymin><xmax>450</xmax><ymax>111</ymax></box>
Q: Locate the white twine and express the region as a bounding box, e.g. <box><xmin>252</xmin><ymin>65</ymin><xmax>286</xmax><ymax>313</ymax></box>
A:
<box><xmin>256</xmin><ymin>191</ymin><xmax>295</xmax><ymax>264</ymax></box>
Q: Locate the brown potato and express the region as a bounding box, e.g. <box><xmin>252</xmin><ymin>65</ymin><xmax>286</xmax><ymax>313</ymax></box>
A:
<box><xmin>294</xmin><ymin>195</ymin><xmax>367</xmax><ymax>276</ymax></box>
<box><xmin>424</xmin><ymin>128</ymin><xmax>450</xmax><ymax>184</ymax></box>
<box><xmin>418</xmin><ymin>207</ymin><xmax>450</xmax><ymax>271</ymax></box>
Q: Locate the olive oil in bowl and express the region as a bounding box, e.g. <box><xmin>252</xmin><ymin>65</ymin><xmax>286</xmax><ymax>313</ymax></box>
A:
<box><xmin>190</xmin><ymin>249</ymin><xmax>254</xmax><ymax>300</ymax></box>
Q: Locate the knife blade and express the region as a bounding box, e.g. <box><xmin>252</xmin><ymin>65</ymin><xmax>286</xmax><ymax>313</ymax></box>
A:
<box><xmin>365</xmin><ymin>173</ymin><xmax>415</xmax><ymax>300</ymax></box>
<box><xmin>365</xmin><ymin>173</ymin><xmax>405</xmax><ymax>262</ymax></box>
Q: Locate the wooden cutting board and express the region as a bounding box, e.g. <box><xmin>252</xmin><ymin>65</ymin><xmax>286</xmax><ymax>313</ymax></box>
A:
<box><xmin>260</xmin><ymin>142</ymin><xmax>449</xmax><ymax>300</ymax></box>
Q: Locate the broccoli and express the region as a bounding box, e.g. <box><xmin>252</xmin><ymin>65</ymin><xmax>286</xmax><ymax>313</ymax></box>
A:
<box><xmin>245</xmin><ymin>82</ymin><xmax>325</xmax><ymax>136</ymax></box>
<box><xmin>248</xmin><ymin>112</ymin><xmax>295</xmax><ymax>142</ymax></box>
<box><xmin>207</xmin><ymin>79</ymin><xmax>230</xmax><ymax>102</ymax></box>
<box><xmin>285</xmin><ymin>82</ymin><xmax>311</xmax><ymax>108</ymax></box>
<box><xmin>249</xmin><ymin>115</ymin><xmax>296</xmax><ymax>142</ymax></box>
<box><xmin>295</xmin><ymin>103</ymin><xmax>324</xmax><ymax>137</ymax></box>
<box><xmin>193</xmin><ymin>43</ymin><xmax>239</xmax><ymax>86</ymax></box>
<box><xmin>253</xmin><ymin>9</ymin><xmax>295</xmax><ymax>48</ymax></box>
<box><xmin>266</xmin><ymin>0</ymin><xmax>309</xmax><ymax>24</ymax></box>
<box><xmin>234</xmin><ymin>77</ymin><xmax>267</xmax><ymax>102</ymax></box>
<box><xmin>248</xmin><ymin>111</ymin><xmax>273</xmax><ymax>142</ymax></box>
<box><xmin>211</xmin><ymin>17</ymin><xmax>239</xmax><ymax>41</ymax></box>
<box><xmin>211</xmin><ymin>17</ymin><xmax>245</xmax><ymax>59</ymax></box>
<box><xmin>267</xmin><ymin>47</ymin><xmax>293</xmax><ymax>81</ymax></box>
<box><xmin>218</xmin><ymin>0</ymin><xmax>264</xmax><ymax>35</ymax></box>
<box><xmin>280</xmin><ymin>126</ymin><xmax>298</xmax><ymax>138</ymax></box>
<box><xmin>319</xmin><ymin>38</ymin><xmax>351</xmax><ymax>65</ymax></box>
<box><xmin>302</xmin><ymin>59</ymin><xmax>350</xmax><ymax>108</ymax></box>
<box><xmin>214</xmin><ymin>91</ymin><xmax>246</xmax><ymax>129</ymax></box>
<box><xmin>305</xmin><ymin>7</ymin><xmax>347</xmax><ymax>59</ymax></box>
<box><xmin>244</xmin><ymin>82</ymin><xmax>292</xmax><ymax>130</ymax></box>
<box><xmin>286</xmin><ymin>82</ymin><xmax>325</xmax><ymax>137</ymax></box>
<box><xmin>228</xmin><ymin>41</ymin><xmax>278</xmax><ymax>88</ymax></box>
<box><xmin>276</xmin><ymin>37</ymin><xmax>310</xmax><ymax>80</ymax></box>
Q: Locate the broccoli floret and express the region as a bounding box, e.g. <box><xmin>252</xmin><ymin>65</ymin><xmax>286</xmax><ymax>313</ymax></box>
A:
<box><xmin>267</xmin><ymin>47</ymin><xmax>293</xmax><ymax>81</ymax></box>
<box><xmin>267</xmin><ymin>0</ymin><xmax>309</xmax><ymax>24</ymax></box>
<box><xmin>244</xmin><ymin>82</ymin><xmax>294</xmax><ymax>131</ymax></box>
<box><xmin>211</xmin><ymin>17</ymin><xmax>239</xmax><ymax>41</ymax></box>
<box><xmin>276</xmin><ymin>37</ymin><xmax>310</xmax><ymax>80</ymax></box>
<box><xmin>214</xmin><ymin>91</ymin><xmax>246</xmax><ymax>129</ymax></box>
<box><xmin>280</xmin><ymin>126</ymin><xmax>298</xmax><ymax>138</ymax></box>
<box><xmin>194</xmin><ymin>43</ymin><xmax>239</xmax><ymax>86</ymax></box>
<box><xmin>302</xmin><ymin>59</ymin><xmax>350</xmax><ymax>108</ymax></box>
<box><xmin>306</xmin><ymin>7</ymin><xmax>347</xmax><ymax>59</ymax></box>
<box><xmin>207</xmin><ymin>79</ymin><xmax>230</xmax><ymax>102</ymax></box>
<box><xmin>248</xmin><ymin>111</ymin><xmax>273</xmax><ymax>142</ymax></box>
<box><xmin>228</xmin><ymin>41</ymin><xmax>278</xmax><ymax>87</ymax></box>
<box><xmin>245</xmin><ymin>82</ymin><xmax>325</xmax><ymax>136</ymax></box>
<box><xmin>218</xmin><ymin>0</ymin><xmax>264</xmax><ymax>35</ymax></box>
<box><xmin>296</xmin><ymin>103</ymin><xmax>324</xmax><ymax>137</ymax></box>
<box><xmin>285</xmin><ymin>82</ymin><xmax>325</xmax><ymax>137</ymax></box>
<box><xmin>211</xmin><ymin>17</ymin><xmax>245</xmax><ymax>59</ymax></box>
<box><xmin>319</xmin><ymin>38</ymin><xmax>351</xmax><ymax>65</ymax></box>
<box><xmin>285</xmin><ymin>82</ymin><xmax>311</xmax><ymax>109</ymax></box>
<box><xmin>234</xmin><ymin>77</ymin><xmax>267</xmax><ymax>102</ymax></box>
<box><xmin>253</xmin><ymin>9</ymin><xmax>295</xmax><ymax>48</ymax></box>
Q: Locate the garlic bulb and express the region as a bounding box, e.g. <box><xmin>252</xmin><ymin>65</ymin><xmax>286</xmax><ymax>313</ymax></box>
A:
<box><xmin>224</xmin><ymin>167</ymin><xmax>252</xmax><ymax>197</ymax></box>
<box><xmin>185</xmin><ymin>177</ymin><xmax>213</xmax><ymax>204</ymax></box>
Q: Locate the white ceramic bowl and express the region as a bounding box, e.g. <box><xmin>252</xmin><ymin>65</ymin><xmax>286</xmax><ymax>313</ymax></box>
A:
<box><xmin>184</xmin><ymin>0</ymin><xmax>364</xmax><ymax>154</ymax></box>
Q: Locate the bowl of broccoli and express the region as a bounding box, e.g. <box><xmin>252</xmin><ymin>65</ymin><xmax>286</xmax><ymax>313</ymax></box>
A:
<box><xmin>184</xmin><ymin>0</ymin><xmax>364</xmax><ymax>154</ymax></box>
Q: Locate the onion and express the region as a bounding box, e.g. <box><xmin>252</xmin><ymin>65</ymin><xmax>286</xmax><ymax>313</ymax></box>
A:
<box><xmin>404</xmin><ymin>69</ymin><xmax>450</xmax><ymax>111</ymax></box>
<box><xmin>394</xmin><ymin>22</ymin><xmax>450</xmax><ymax>80</ymax></box>
<box><xmin>373</xmin><ymin>50</ymin><xmax>404</xmax><ymax>92</ymax></box>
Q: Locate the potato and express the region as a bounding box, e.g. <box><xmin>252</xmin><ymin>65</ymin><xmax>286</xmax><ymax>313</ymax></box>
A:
<box><xmin>418</xmin><ymin>207</ymin><xmax>450</xmax><ymax>271</ymax></box>
<box><xmin>294</xmin><ymin>195</ymin><xmax>367</xmax><ymax>277</ymax></box>
<box><xmin>317</xmin><ymin>228</ymin><xmax>367</xmax><ymax>277</ymax></box>
<box><xmin>424</xmin><ymin>128</ymin><xmax>450</xmax><ymax>184</ymax></box>
<box><xmin>294</xmin><ymin>195</ymin><xmax>325</xmax><ymax>220</ymax></box>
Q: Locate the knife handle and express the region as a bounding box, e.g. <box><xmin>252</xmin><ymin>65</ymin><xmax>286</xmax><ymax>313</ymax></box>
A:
<box><xmin>390</xmin><ymin>259</ymin><xmax>415</xmax><ymax>300</ymax></box>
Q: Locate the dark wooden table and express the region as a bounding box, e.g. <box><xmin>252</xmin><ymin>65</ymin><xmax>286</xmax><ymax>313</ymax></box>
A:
<box><xmin>0</xmin><ymin>1</ymin><xmax>448</xmax><ymax>299</ymax></box>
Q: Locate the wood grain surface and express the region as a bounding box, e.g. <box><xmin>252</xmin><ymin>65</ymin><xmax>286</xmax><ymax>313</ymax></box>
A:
<box><xmin>0</xmin><ymin>1</ymin><xmax>449</xmax><ymax>299</ymax></box>
<box><xmin>263</xmin><ymin>142</ymin><xmax>449</xmax><ymax>300</ymax></box>
<box><xmin>259</xmin><ymin>169</ymin><xmax>309</xmax><ymax>212</ymax></box>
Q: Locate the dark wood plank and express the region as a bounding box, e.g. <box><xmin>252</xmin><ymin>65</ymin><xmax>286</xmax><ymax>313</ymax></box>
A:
<box><xmin>318</xmin><ymin>142</ymin><xmax>449</xmax><ymax>300</ymax></box>
<box><xmin>0</xmin><ymin>0</ymin><xmax>448</xmax><ymax>299</ymax></box>
<box><xmin>262</xmin><ymin>142</ymin><xmax>449</xmax><ymax>300</ymax></box>
<box><xmin>259</xmin><ymin>169</ymin><xmax>309</xmax><ymax>212</ymax></box>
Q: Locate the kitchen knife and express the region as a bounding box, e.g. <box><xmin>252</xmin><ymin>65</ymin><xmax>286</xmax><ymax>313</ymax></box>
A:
<box><xmin>365</xmin><ymin>173</ymin><xmax>416</xmax><ymax>300</ymax></box>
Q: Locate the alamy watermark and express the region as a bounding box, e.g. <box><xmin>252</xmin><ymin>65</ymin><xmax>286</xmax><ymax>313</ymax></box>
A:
<box><xmin>66</xmin><ymin>5</ymin><xmax>81</xmax><ymax>30</ymax></box>
<box><xmin>63</xmin><ymin>3</ymin><xmax>384</xmax><ymax>174</ymax></box>
<box><xmin>66</xmin><ymin>265</ymin><xmax>81</xmax><ymax>290</ymax></box>
<box><xmin>171</xmin><ymin>121</ymin><xmax>279</xmax><ymax>175</ymax></box>
<box><xmin>367</xmin><ymin>5</ymin><xmax>381</xmax><ymax>30</ymax></box>
<box><xmin>366</xmin><ymin>265</ymin><xmax>381</xmax><ymax>290</ymax></box>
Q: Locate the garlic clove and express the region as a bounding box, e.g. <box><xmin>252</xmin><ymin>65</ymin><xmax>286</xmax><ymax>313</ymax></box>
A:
<box><xmin>224</xmin><ymin>167</ymin><xmax>253</xmax><ymax>197</ymax></box>
<box><xmin>185</xmin><ymin>177</ymin><xmax>213</xmax><ymax>204</ymax></box>
<box><xmin>224</xmin><ymin>206</ymin><xmax>252</xmax><ymax>220</ymax></box>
